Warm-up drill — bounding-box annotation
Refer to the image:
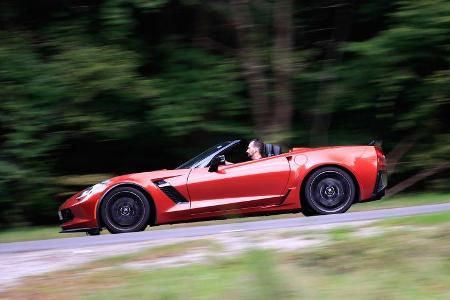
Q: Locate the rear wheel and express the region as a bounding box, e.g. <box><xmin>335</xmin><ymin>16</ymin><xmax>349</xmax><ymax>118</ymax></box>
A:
<box><xmin>101</xmin><ymin>186</ymin><xmax>151</xmax><ymax>234</ymax></box>
<box><xmin>302</xmin><ymin>167</ymin><xmax>355</xmax><ymax>216</ymax></box>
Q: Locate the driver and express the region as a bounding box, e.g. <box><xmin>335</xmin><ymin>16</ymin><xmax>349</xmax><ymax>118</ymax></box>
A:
<box><xmin>246</xmin><ymin>138</ymin><xmax>264</xmax><ymax>160</ymax></box>
<box><xmin>224</xmin><ymin>139</ymin><xmax>264</xmax><ymax>165</ymax></box>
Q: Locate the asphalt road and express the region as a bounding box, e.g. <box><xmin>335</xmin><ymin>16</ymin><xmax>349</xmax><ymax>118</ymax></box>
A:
<box><xmin>1</xmin><ymin>203</ymin><xmax>450</xmax><ymax>254</ymax></box>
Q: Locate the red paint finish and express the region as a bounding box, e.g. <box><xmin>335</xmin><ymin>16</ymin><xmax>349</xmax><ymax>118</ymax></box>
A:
<box><xmin>188</xmin><ymin>156</ymin><xmax>290</xmax><ymax>213</ymax></box>
<box><xmin>59</xmin><ymin>144</ymin><xmax>386</xmax><ymax>232</ymax></box>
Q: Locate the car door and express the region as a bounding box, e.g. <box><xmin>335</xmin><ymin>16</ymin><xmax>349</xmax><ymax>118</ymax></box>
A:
<box><xmin>186</xmin><ymin>156</ymin><xmax>291</xmax><ymax>214</ymax></box>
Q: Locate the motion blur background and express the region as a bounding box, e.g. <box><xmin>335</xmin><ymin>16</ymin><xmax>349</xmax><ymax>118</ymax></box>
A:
<box><xmin>0</xmin><ymin>0</ymin><xmax>449</xmax><ymax>227</ymax></box>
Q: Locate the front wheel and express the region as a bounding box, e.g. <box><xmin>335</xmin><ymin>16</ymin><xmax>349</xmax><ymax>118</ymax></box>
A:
<box><xmin>302</xmin><ymin>167</ymin><xmax>355</xmax><ymax>216</ymax></box>
<box><xmin>86</xmin><ymin>229</ymin><xmax>101</xmax><ymax>236</ymax></box>
<box><xmin>101</xmin><ymin>186</ymin><xmax>151</xmax><ymax>234</ymax></box>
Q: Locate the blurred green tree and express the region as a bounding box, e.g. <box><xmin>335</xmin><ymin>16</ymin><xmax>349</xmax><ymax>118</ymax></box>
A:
<box><xmin>0</xmin><ymin>30</ymin><xmax>157</xmax><ymax>224</ymax></box>
<box><xmin>149</xmin><ymin>44</ymin><xmax>248</xmax><ymax>137</ymax></box>
<box><xmin>335</xmin><ymin>0</ymin><xmax>450</xmax><ymax>194</ymax></box>
<box><xmin>0</xmin><ymin>1</ymin><xmax>249</xmax><ymax>225</ymax></box>
<box><xmin>228</xmin><ymin>0</ymin><xmax>295</xmax><ymax>145</ymax></box>
<box><xmin>0</xmin><ymin>0</ymin><xmax>449</xmax><ymax>226</ymax></box>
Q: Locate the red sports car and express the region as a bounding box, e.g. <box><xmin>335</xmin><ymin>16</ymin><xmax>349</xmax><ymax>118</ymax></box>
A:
<box><xmin>58</xmin><ymin>140</ymin><xmax>387</xmax><ymax>235</ymax></box>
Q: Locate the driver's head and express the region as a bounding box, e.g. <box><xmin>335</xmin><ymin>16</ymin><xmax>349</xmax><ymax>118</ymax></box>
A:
<box><xmin>246</xmin><ymin>139</ymin><xmax>264</xmax><ymax>160</ymax></box>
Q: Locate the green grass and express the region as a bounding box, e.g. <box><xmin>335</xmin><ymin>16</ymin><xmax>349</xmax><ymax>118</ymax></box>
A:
<box><xmin>350</xmin><ymin>193</ymin><xmax>450</xmax><ymax>212</ymax></box>
<box><xmin>1</xmin><ymin>193</ymin><xmax>449</xmax><ymax>244</ymax></box>
<box><xmin>378</xmin><ymin>210</ymin><xmax>450</xmax><ymax>226</ymax></box>
<box><xmin>0</xmin><ymin>226</ymin><xmax>85</xmax><ymax>243</ymax></box>
<box><xmin>86</xmin><ymin>250</ymin><xmax>290</xmax><ymax>300</ymax></box>
<box><xmin>3</xmin><ymin>217</ymin><xmax>450</xmax><ymax>300</ymax></box>
<box><xmin>328</xmin><ymin>226</ymin><xmax>355</xmax><ymax>241</ymax></box>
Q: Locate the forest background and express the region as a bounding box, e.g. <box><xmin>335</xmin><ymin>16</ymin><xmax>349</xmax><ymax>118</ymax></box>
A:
<box><xmin>0</xmin><ymin>0</ymin><xmax>449</xmax><ymax>226</ymax></box>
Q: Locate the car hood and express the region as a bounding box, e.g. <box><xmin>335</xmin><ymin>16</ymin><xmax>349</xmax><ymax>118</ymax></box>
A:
<box><xmin>108</xmin><ymin>169</ymin><xmax>190</xmax><ymax>185</ymax></box>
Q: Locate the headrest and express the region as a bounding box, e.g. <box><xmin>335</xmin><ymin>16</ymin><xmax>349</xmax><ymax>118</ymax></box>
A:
<box><xmin>264</xmin><ymin>143</ymin><xmax>282</xmax><ymax>157</ymax></box>
<box><xmin>264</xmin><ymin>143</ymin><xmax>273</xmax><ymax>157</ymax></box>
<box><xmin>273</xmin><ymin>145</ymin><xmax>281</xmax><ymax>155</ymax></box>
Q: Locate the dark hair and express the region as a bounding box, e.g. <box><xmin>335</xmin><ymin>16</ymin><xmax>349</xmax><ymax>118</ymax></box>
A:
<box><xmin>250</xmin><ymin>138</ymin><xmax>265</xmax><ymax>156</ymax></box>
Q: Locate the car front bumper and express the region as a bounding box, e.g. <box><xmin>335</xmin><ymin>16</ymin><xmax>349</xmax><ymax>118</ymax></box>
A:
<box><xmin>58</xmin><ymin>191</ymin><xmax>102</xmax><ymax>232</ymax></box>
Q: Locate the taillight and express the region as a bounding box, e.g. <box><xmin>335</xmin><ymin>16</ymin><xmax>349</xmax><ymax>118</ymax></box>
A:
<box><xmin>375</xmin><ymin>146</ymin><xmax>386</xmax><ymax>170</ymax></box>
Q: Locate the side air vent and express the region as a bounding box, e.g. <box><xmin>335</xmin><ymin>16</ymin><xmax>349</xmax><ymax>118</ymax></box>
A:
<box><xmin>153</xmin><ymin>180</ymin><xmax>189</xmax><ymax>204</ymax></box>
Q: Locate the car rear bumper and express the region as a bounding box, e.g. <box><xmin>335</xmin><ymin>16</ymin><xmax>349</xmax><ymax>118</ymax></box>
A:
<box><xmin>370</xmin><ymin>170</ymin><xmax>387</xmax><ymax>201</ymax></box>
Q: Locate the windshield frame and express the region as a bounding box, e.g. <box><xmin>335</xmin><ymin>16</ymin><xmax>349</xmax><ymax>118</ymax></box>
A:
<box><xmin>176</xmin><ymin>140</ymin><xmax>241</xmax><ymax>169</ymax></box>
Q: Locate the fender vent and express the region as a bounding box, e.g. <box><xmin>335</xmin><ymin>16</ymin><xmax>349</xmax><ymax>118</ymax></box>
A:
<box><xmin>153</xmin><ymin>180</ymin><xmax>188</xmax><ymax>204</ymax></box>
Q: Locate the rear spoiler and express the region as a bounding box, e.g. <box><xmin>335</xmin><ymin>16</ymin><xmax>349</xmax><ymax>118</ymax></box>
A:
<box><xmin>368</xmin><ymin>140</ymin><xmax>383</xmax><ymax>147</ymax></box>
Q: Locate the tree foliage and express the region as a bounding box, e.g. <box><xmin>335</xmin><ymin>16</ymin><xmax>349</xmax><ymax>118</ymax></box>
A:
<box><xmin>0</xmin><ymin>0</ymin><xmax>449</xmax><ymax>226</ymax></box>
<box><xmin>337</xmin><ymin>0</ymin><xmax>450</xmax><ymax>169</ymax></box>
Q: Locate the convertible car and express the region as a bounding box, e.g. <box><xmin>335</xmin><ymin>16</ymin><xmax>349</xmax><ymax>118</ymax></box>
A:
<box><xmin>58</xmin><ymin>140</ymin><xmax>387</xmax><ymax>235</ymax></box>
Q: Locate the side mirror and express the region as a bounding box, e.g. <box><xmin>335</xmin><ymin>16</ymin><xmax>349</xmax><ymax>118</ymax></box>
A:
<box><xmin>208</xmin><ymin>155</ymin><xmax>226</xmax><ymax>172</ymax></box>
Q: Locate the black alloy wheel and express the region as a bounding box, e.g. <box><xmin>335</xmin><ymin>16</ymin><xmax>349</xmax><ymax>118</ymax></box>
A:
<box><xmin>101</xmin><ymin>186</ymin><xmax>151</xmax><ymax>234</ymax></box>
<box><xmin>302</xmin><ymin>167</ymin><xmax>355</xmax><ymax>216</ymax></box>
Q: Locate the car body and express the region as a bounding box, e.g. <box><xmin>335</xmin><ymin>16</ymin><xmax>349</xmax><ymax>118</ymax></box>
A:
<box><xmin>58</xmin><ymin>140</ymin><xmax>387</xmax><ymax>234</ymax></box>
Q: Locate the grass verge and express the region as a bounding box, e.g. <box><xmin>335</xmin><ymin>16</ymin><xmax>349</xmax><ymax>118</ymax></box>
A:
<box><xmin>377</xmin><ymin>210</ymin><xmax>450</xmax><ymax>226</ymax></box>
<box><xmin>0</xmin><ymin>226</ymin><xmax>85</xmax><ymax>243</ymax></box>
<box><xmin>350</xmin><ymin>193</ymin><xmax>450</xmax><ymax>212</ymax></box>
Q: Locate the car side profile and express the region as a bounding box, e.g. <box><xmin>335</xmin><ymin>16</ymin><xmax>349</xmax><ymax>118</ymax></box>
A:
<box><xmin>58</xmin><ymin>140</ymin><xmax>387</xmax><ymax>235</ymax></box>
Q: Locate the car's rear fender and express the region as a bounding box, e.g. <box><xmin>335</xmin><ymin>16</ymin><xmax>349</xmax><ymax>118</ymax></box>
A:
<box><xmin>290</xmin><ymin>146</ymin><xmax>377</xmax><ymax>203</ymax></box>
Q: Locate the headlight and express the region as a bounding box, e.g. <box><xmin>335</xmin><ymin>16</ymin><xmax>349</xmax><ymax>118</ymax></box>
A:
<box><xmin>76</xmin><ymin>179</ymin><xmax>110</xmax><ymax>200</ymax></box>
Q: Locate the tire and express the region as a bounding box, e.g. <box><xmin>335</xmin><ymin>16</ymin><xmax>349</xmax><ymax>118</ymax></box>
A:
<box><xmin>100</xmin><ymin>186</ymin><xmax>151</xmax><ymax>234</ymax></box>
<box><xmin>300</xmin><ymin>206</ymin><xmax>316</xmax><ymax>216</ymax></box>
<box><xmin>302</xmin><ymin>167</ymin><xmax>355</xmax><ymax>216</ymax></box>
<box><xmin>86</xmin><ymin>229</ymin><xmax>101</xmax><ymax>236</ymax></box>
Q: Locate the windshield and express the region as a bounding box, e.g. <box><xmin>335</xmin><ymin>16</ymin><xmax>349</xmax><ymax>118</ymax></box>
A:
<box><xmin>176</xmin><ymin>141</ymin><xmax>236</xmax><ymax>169</ymax></box>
